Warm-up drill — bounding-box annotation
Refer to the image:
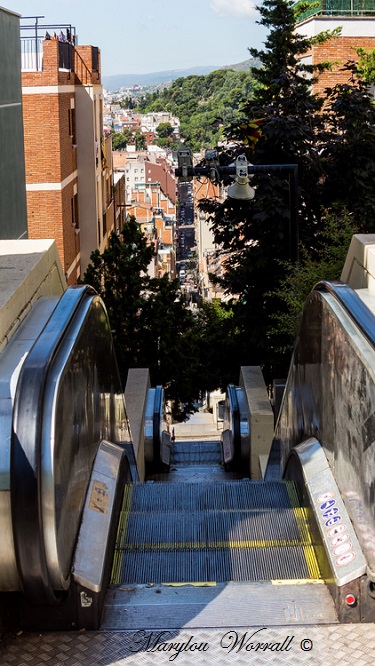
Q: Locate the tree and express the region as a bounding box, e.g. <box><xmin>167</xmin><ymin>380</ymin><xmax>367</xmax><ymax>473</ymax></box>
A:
<box><xmin>138</xmin><ymin>69</ymin><xmax>258</xmax><ymax>150</ymax></box>
<box><xmin>355</xmin><ymin>47</ymin><xmax>375</xmax><ymax>84</ymax></box>
<box><xmin>270</xmin><ymin>208</ymin><xmax>357</xmax><ymax>344</ymax></box>
<box><xmin>83</xmin><ymin>216</ymin><xmax>155</xmax><ymax>377</ymax></box>
<box><xmin>156</xmin><ymin>122</ymin><xmax>174</xmax><ymax>138</ymax></box>
<box><xmin>112</xmin><ymin>129</ymin><xmax>132</xmax><ymax>150</ymax></box>
<box><xmin>134</xmin><ymin>130</ymin><xmax>147</xmax><ymax>151</ymax></box>
<box><xmin>319</xmin><ymin>70</ymin><xmax>375</xmax><ymax>232</ymax></box>
<box><xmin>83</xmin><ymin>217</ymin><xmax>216</xmax><ymax>419</ymax></box>
<box><xmin>199</xmin><ymin>0</ymin><xmax>337</xmax><ymax>380</ymax></box>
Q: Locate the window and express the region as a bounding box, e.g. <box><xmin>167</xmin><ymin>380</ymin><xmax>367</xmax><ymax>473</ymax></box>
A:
<box><xmin>68</xmin><ymin>107</ymin><xmax>76</xmax><ymax>144</ymax></box>
<box><xmin>71</xmin><ymin>194</ymin><xmax>79</xmax><ymax>228</ymax></box>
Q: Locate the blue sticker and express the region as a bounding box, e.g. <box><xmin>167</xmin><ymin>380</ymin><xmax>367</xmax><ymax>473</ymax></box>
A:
<box><xmin>322</xmin><ymin>507</ymin><xmax>339</xmax><ymax>518</ymax></box>
<box><xmin>325</xmin><ymin>515</ymin><xmax>342</xmax><ymax>527</ymax></box>
<box><xmin>320</xmin><ymin>499</ymin><xmax>336</xmax><ymax>511</ymax></box>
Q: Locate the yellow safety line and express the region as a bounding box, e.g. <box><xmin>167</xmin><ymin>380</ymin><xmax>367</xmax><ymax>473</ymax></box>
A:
<box><xmin>110</xmin><ymin>485</ymin><xmax>133</xmax><ymax>584</ymax></box>
<box><xmin>286</xmin><ymin>481</ymin><xmax>321</xmax><ymax>580</ymax></box>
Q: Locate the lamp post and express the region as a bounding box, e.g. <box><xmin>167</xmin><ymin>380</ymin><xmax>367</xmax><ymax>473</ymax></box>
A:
<box><xmin>175</xmin><ymin>159</ymin><xmax>299</xmax><ymax>263</ymax></box>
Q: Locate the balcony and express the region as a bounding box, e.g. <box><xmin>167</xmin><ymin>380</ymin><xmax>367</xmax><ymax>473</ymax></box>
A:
<box><xmin>295</xmin><ymin>0</ymin><xmax>375</xmax><ymax>23</ymax></box>
<box><xmin>20</xmin><ymin>17</ymin><xmax>76</xmax><ymax>72</ymax></box>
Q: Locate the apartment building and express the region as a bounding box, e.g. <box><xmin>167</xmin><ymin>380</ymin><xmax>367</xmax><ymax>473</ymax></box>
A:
<box><xmin>21</xmin><ymin>19</ymin><xmax>120</xmax><ymax>284</ymax></box>
<box><xmin>295</xmin><ymin>1</ymin><xmax>375</xmax><ymax>96</ymax></box>
<box><xmin>0</xmin><ymin>8</ymin><xmax>27</xmax><ymax>239</ymax></box>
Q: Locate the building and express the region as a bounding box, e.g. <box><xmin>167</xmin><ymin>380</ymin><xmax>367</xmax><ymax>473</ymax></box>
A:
<box><xmin>0</xmin><ymin>7</ymin><xmax>28</xmax><ymax>239</ymax></box>
<box><xmin>295</xmin><ymin>1</ymin><xmax>375</xmax><ymax>96</ymax></box>
<box><xmin>21</xmin><ymin>18</ymin><xmax>121</xmax><ymax>284</ymax></box>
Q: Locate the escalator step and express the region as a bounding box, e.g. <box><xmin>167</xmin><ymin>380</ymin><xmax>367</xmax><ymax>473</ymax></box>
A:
<box><xmin>111</xmin><ymin>481</ymin><xmax>320</xmax><ymax>585</ymax></box>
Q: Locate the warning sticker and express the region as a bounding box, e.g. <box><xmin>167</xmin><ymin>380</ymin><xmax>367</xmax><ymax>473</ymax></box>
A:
<box><xmin>88</xmin><ymin>479</ymin><xmax>109</xmax><ymax>514</ymax></box>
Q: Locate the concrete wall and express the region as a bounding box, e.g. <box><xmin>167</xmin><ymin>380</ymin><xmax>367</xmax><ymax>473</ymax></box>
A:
<box><xmin>0</xmin><ymin>7</ymin><xmax>28</xmax><ymax>239</ymax></box>
<box><xmin>239</xmin><ymin>366</ymin><xmax>274</xmax><ymax>479</ymax></box>
<box><xmin>0</xmin><ymin>239</ymin><xmax>66</xmax><ymax>351</ymax></box>
<box><xmin>124</xmin><ymin>368</ymin><xmax>150</xmax><ymax>482</ymax></box>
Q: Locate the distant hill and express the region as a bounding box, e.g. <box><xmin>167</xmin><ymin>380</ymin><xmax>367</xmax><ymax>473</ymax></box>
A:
<box><xmin>103</xmin><ymin>60</ymin><xmax>257</xmax><ymax>92</ymax></box>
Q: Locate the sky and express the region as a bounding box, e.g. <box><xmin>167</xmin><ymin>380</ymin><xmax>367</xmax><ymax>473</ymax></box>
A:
<box><xmin>2</xmin><ymin>0</ymin><xmax>268</xmax><ymax>76</ymax></box>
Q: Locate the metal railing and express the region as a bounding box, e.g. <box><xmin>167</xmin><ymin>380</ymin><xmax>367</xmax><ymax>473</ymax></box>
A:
<box><xmin>19</xmin><ymin>16</ymin><xmax>77</xmax><ymax>72</ymax></box>
<box><xmin>295</xmin><ymin>0</ymin><xmax>375</xmax><ymax>22</ymax></box>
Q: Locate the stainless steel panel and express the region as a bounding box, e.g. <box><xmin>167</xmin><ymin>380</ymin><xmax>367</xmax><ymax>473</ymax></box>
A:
<box><xmin>40</xmin><ymin>294</ymin><xmax>132</xmax><ymax>590</ymax></box>
<box><xmin>72</xmin><ymin>440</ymin><xmax>125</xmax><ymax>592</ymax></box>
<box><xmin>0</xmin><ymin>297</ymin><xmax>59</xmax><ymax>591</ymax></box>
<box><xmin>275</xmin><ymin>290</ymin><xmax>375</xmax><ymax>564</ymax></box>
<box><xmin>286</xmin><ymin>438</ymin><xmax>367</xmax><ymax>586</ymax></box>
<box><xmin>144</xmin><ymin>388</ymin><xmax>155</xmax><ymax>465</ymax></box>
<box><xmin>236</xmin><ymin>387</ymin><xmax>250</xmax><ymax>468</ymax></box>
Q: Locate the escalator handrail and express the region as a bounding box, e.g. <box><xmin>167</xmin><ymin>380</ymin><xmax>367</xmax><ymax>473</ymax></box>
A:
<box><xmin>11</xmin><ymin>285</ymin><xmax>96</xmax><ymax>604</ymax></box>
<box><xmin>313</xmin><ymin>280</ymin><xmax>375</xmax><ymax>349</ymax></box>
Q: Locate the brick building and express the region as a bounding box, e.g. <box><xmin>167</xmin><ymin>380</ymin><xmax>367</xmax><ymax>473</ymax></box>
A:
<box><xmin>21</xmin><ymin>21</ymin><xmax>121</xmax><ymax>284</ymax></box>
<box><xmin>295</xmin><ymin>2</ymin><xmax>375</xmax><ymax>96</ymax></box>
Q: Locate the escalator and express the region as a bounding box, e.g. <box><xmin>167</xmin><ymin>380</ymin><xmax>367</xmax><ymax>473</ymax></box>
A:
<box><xmin>1</xmin><ymin>279</ymin><xmax>375</xmax><ymax>634</ymax></box>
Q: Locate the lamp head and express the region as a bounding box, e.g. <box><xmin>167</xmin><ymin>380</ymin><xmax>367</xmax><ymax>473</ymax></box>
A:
<box><xmin>227</xmin><ymin>155</ymin><xmax>255</xmax><ymax>200</ymax></box>
<box><xmin>227</xmin><ymin>178</ymin><xmax>255</xmax><ymax>200</ymax></box>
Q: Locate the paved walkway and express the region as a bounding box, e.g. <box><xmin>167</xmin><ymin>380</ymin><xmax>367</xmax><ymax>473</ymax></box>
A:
<box><xmin>173</xmin><ymin>410</ymin><xmax>222</xmax><ymax>440</ymax></box>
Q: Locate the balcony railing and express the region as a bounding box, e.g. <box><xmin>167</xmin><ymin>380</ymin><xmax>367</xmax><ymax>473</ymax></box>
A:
<box><xmin>295</xmin><ymin>0</ymin><xmax>375</xmax><ymax>22</ymax></box>
<box><xmin>20</xmin><ymin>16</ymin><xmax>76</xmax><ymax>72</ymax></box>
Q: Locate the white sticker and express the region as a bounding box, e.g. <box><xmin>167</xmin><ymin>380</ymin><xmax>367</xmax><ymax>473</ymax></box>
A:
<box><xmin>333</xmin><ymin>542</ymin><xmax>352</xmax><ymax>556</ymax></box>
<box><xmin>328</xmin><ymin>524</ymin><xmax>347</xmax><ymax>537</ymax></box>
<box><xmin>331</xmin><ymin>533</ymin><xmax>349</xmax><ymax>547</ymax></box>
<box><xmin>317</xmin><ymin>491</ymin><xmax>334</xmax><ymax>503</ymax></box>
<box><xmin>336</xmin><ymin>551</ymin><xmax>355</xmax><ymax>567</ymax></box>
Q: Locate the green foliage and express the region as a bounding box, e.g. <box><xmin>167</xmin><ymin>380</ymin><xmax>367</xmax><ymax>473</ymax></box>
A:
<box><xmin>320</xmin><ymin>74</ymin><xmax>375</xmax><ymax>231</ymax></box>
<box><xmin>355</xmin><ymin>47</ymin><xmax>375</xmax><ymax>84</ymax></box>
<box><xmin>120</xmin><ymin>96</ymin><xmax>137</xmax><ymax>109</ymax></box>
<box><xmin>134</xmin><ymin>130</ymin><xmax>146</xmax><ymax>151</ymax></box>
<box><xmin>270</xmin><ymin>209</ymin><xmax>357</xmax><ymax>342</ymax></box>
<box><xmin>156</xmin><ymin>122</ymin><xmax>174</xmax><ymax>138</ymax></box>
<box><xmin>198</xmin><ymin>0</ymin><xmax>352</xmax><ymax>382</ymax></box>
<box><xmin>137</xmin><ymin>69</ymin><xmax>258</xmax><ymax>151</ymax></box>
<box><xmin>83</xmin><ymin>217</ymin><xmax>236</xmax><ymax>419</ymax></box>
<box><xmin>112</xmin><ymin>129</ymin><xmax>132</xmax><ymax>150</ymax></box>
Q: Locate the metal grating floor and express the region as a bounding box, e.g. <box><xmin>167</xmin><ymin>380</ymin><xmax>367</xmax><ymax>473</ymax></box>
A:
<box><xmin>111</xmin><ymin>481</ymin><xmax>320</xmax><ymax>585</ymax></box>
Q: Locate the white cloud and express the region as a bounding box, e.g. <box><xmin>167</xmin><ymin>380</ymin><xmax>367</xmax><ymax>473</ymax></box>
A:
<box><xmin>210</xmin><ymin>0</ymin><xmax>257</xmax><ymax>18</ymax></box>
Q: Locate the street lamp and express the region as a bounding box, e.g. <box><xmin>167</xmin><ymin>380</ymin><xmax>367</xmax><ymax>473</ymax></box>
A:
<box><xmin>175</xmin><ymin>151</ymin><xmax>299</xmax><ymax>263</ymax></box>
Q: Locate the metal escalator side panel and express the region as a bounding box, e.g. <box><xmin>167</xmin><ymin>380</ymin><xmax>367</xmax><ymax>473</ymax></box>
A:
<box><xmin>72</xmin><ymin>439</ymin><xmax>131</xmax><ymax>593</ymax></box>
<box><xmin>11</xmin><ymin>286</ymin><xmax>94</xmax><ymax>603</ymax></box>
<box><xmin>221</xmin><ymin>385</ymin><xmax>239</xmax><ymax>464</ymax></box>
<box><xmin>40</xmin><ymin>294</ymin><xmax>131</xmax><ymax>592</ymax></box>
<box><xmin>10</xmin><ymin>286</ymin><xmax>132</xmax><ymax>603</ymax></box>
<box><xmin>144</xmin><ymin>388</ymin><xmax>156</xmax><ymax>466</ymax></box>
<box><xmin>221</xmin><ymin>385</ymin><xmax>249</xmax><ymax>471</ymax></box>
<box><xmin>0</xmin><ymin>297</ymin><xmax>61</xmax><ymax>592</ymax></box>
<box><xmin>153</xmin><ymin>385</ymin><xmax>162</xmax><ymax>462</ymax></box>
<box><xmin>284</xmin><ymin>437</ymin><xmax>366</xmax><ymax>587</ymax></box>
<box><xmin>274</xmin><ymin>286</ymin><xmax>375</xmax><ymax>546</ymax></box>
<box><xmin>235</xmin><ymin>387</ymin><xmax>250</xmax><ymax>473</ymax></box>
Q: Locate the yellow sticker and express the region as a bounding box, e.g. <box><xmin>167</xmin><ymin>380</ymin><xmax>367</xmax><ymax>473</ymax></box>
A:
<box><xmin>88</xmin><ymin>479</ymin><xmax>109</xmax><ymax>514</ymax></box>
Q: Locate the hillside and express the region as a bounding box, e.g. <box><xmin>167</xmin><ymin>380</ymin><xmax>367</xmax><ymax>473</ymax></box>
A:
<box><xmin>103</xmin><ymin>59</ymin><xmax>257</xmax><ymax>91</ymax></box>
<box><xmin>137</xmin><ymin>67</ymin><xmax>258</xmax><ymax>151</ymax></box>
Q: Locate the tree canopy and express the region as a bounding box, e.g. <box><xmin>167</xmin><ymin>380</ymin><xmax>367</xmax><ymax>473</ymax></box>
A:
<box><xmin>199</xmin><ymin>0</ymin><xmax>375</xmax><ymax>381</ymax></box>
<box><xmin>137</xmin><ymin>69</ymin><xmax>259</xmax><ymax>151</ymax></box>
<box><xmin>83</xmin><ymin>217</ymin><xmax>235</xmax><ymax>419</ymax></box>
